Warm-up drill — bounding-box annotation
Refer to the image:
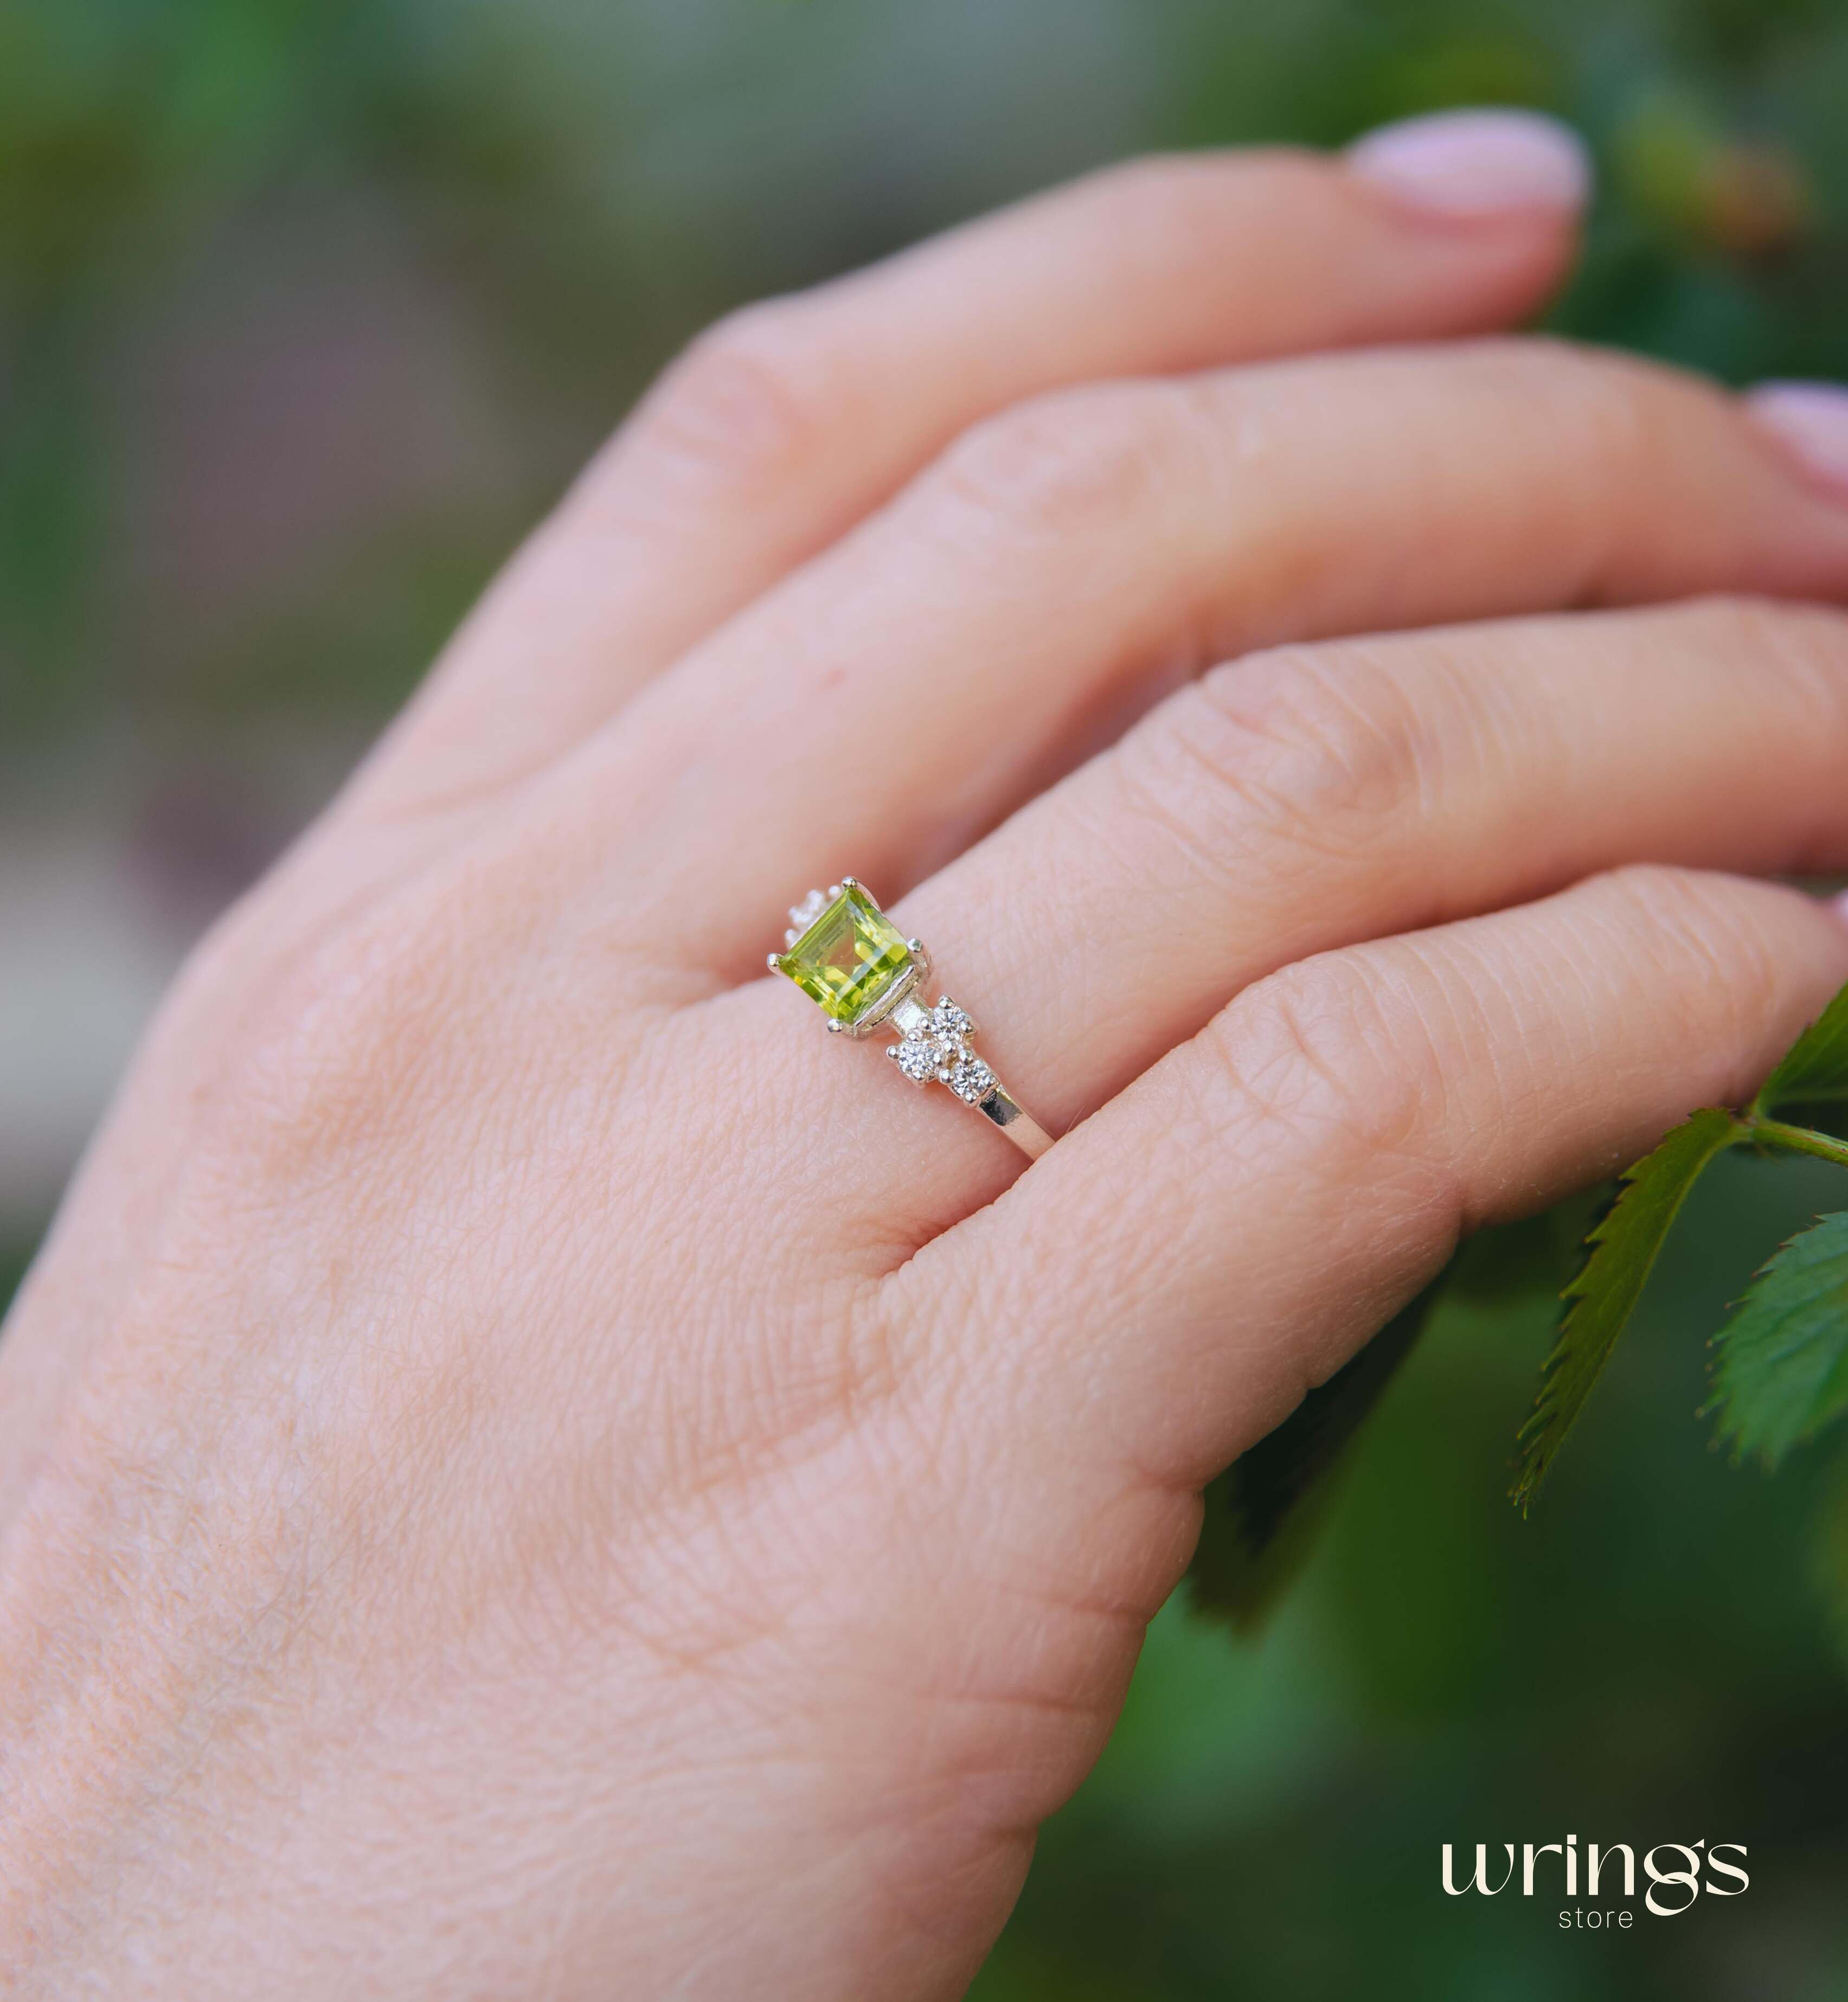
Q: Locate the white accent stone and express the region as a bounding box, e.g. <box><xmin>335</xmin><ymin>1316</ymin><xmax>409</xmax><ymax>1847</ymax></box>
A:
<box><xmin>894</xmin><ymin>1036</ymin><xmax>940</xmax><ymax>1084</ymax></box>
<box><xmin>932</xmin><ymin>999</ymin><xmax>973</xmax><ymax>1040</ymax></box>
<box><xmin>948</xmin><ymin>1057</ymin><xmax>994</xmax><ymax>1104</ymax></box>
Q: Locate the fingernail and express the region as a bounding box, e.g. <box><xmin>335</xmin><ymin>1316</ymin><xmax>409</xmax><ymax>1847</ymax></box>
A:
<box><xmin>1346</xmin><ymin>108</ymin><xmax>1592</xmax><ymax>219</ymax></box>
<box><xmin>1832</xmin><ymin>888</ymin><xmax>1848</xmax><ymax>929</ymax></box>
<box><xmin>1746</xmin><ymin>383</ymin><xmax>1848</xmax><ymax>502</ymax></box>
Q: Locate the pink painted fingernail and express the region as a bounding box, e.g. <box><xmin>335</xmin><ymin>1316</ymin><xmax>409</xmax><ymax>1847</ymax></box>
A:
<box><xmin>1346</xmin><ymin>108</ymin><xmax>1592</xmax><ymax>219</ymax></box>
<box><xmin>1746</xmin><ymin>382</ymin><xmax>1848</xmax><ymax>503</ymax></box>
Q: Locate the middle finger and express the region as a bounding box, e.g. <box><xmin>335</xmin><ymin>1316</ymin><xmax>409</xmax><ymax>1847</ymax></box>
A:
<box><xmin>570</xmin><ymin>337</ymin><xmax>1848</xmax><ymax>968</ymax></box>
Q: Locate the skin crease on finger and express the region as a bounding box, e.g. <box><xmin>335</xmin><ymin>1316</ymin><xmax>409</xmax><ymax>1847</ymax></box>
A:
<box><xmin>9</xmin><ymin>143</ymin><xmax>1848</xmax><ymax>2001</ymax></box>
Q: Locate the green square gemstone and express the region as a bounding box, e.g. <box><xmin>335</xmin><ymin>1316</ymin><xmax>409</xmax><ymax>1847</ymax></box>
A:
<box><xmin>775</xmin><ymin>883</ymin><xmax>913</xmax><ymax>1026</ymax></box>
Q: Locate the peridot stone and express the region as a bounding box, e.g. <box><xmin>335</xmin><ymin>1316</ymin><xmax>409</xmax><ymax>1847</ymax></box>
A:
<box><xmin>775</xmin><ymin>883</ymin><xmax>912</xmax><ymax>1026</ymax></box>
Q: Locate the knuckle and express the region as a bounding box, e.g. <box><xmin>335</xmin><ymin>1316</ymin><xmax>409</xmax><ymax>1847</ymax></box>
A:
<box><xmin>199</xmin><ymin>857</ymin><xmax>565</xmax><ymax>1199</ymax></box>
<box><xmin>633</xmin><ymin>298</ymin><xmax>827</xmax><ymax>489</ymax></box>
<box><xmin>920</xmin><ymin>381</ymin><xmax>1190</xmax><ymax>546</ymax></box>
<box><xmin>197</xmin><ymin>854</ymin><xmax>668</xmax><ymax>1208</ymax></box>
<box><xmin>1199</xmin><ymin>947</ymin><xmax>1447</xmax><ymax>1170</ymax></box>
<box><xmin>219</xmin><ymin>906</ymin><xmax>470</xmax><ymax>1183</ymax></box>
<box><xmin>1111</xmin><ymin>641</ymin><xmax>1434</xmax><ymax>896</ymax></box>
<box><xmin>1160</xmin><ymin>643</ymin><xmax>1429</xmax><ymax>856</ymax></box>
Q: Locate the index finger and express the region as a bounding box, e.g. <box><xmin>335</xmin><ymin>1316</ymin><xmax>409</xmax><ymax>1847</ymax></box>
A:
<box><xmin>356</xmin><ymin>119</ymin><xmax>1587</xmax><ymax>821</ymax></box>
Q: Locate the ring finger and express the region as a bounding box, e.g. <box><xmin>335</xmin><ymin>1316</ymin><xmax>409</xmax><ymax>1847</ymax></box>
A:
<box><xmin>915</xmin><ymin>862</ymin><xmax>1848</xmax><ymax>1503</ymax></box>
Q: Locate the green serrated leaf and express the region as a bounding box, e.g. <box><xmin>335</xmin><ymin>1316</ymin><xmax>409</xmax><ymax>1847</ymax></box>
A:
<box><xmin>1513</xmin><ymin>1106</ymin><xmax>1743</xmax><ymax>1511</ymax></box>
<box><xmin>1711</xmin><ymin>1212</ymin><xmax>1848</xmax><ymax>1470</ymax></box>
<box><xmin>1188</xmin><ymin>1281</ymin><xmax>1440</xmax><ymax>1632</ymax></box>
<box><xmin>1754</xmin><ymin>980</ymin><xmax>1848</xmax><ymax>1120</ymax></box>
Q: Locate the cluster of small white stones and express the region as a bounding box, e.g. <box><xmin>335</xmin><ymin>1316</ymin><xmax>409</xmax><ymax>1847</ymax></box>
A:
<box><xmin>784</xmin><ymin>886</ymin><xmax>833</xmax><ymax>947</ymax></box>
<box><xmin>888</xmin><ymin>997</ymin><xmax>993</xmax><ymax>1103</ymax></box>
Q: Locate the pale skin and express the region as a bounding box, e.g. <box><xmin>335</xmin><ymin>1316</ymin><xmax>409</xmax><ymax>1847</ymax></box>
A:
<box><xmin>7</xmin><ymin>128</ymin><xmax>1848</xmax><ymax>1998</ymax></box>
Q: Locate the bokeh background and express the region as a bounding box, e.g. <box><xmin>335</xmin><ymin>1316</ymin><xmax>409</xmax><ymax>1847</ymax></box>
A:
<box><xmin>5</xmin><ymin>2</ymin><xmax>1848</xmax><ymax>1995</ymax></box>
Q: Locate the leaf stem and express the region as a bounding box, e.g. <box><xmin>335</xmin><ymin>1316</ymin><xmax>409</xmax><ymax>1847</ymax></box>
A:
<box><xmin>1747</xmin><ymin>1117</ymin><xmax>1848</xmax><ymax>1171</ymax></box>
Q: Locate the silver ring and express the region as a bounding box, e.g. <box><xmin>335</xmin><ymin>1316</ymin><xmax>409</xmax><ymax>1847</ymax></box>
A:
<box><xmin>768</xmin><ymin>879</ymin><xmax>1053</xmax><ymax>1160</ymax></box>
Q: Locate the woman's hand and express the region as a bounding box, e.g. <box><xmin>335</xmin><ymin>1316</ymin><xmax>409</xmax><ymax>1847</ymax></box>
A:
<box><xmin>7</xmin><ymin>111</ymin><xmax>1848</xmax><ymax>1998</ymax></box>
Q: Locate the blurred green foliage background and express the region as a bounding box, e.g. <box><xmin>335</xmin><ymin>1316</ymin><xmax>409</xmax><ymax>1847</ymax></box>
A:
<box><xmin>5</xmin><ymin>2</ymin><xmax>1848</xmax><ymax>1995</ymax></box>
